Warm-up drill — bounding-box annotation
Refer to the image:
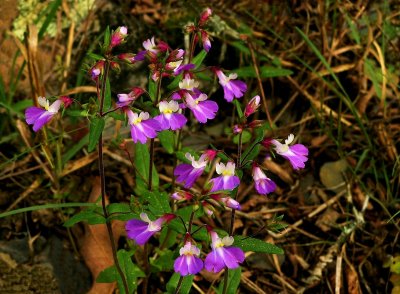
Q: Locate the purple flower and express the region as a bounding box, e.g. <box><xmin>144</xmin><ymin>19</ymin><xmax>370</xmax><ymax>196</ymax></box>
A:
<box><xmin>252</xmin><ymin>164</ymin><xmax>276</xmax><ymax>195</ymax></box>
<box><xmin>25</xmin><ymin>97</ymin><xmax>63</xmax><ymax>132</ymax></box>
<box><xmin>154</xmin><ymin>100</ymin><xmax>187</xmax><ymax>131</ymax></box>
<box><xmin>143</xmin><ymin>36</ymin><xmax>158</xmax><ymax>54</ymax></box>
<box><xmin>126</xmin><ymin>213</ymin><xmax>175</xmax><ymax>245</ymax></box>
<box><xmin>204</xmin><ymin>231</ymin><xmax>245</xmax><ymax>273</ymax></box>
<box><xmin>117</xmin><ymin>87</ymin><xmax>144</xmax><ymax>107</ymax></box>
<box><xmin>209</xmin><ymin>162</ymin><xmax>240</xmax><ymax>192</ymax></box>
<box><xmin>184</xmin><ymin>92</ymin><xmax>218</xmax><ymax>123</ymax></box>
<box><xmin>272</xmin><ymin>134</ymin><xmax>309</xmax><ymax>170</ymax></box>
<box><xmin>174</xmin><ymin>151</ymin><xmax>216</xmax><ymax>188</ymax></box>
<box><xmin>125</xmin><ymin>109</ymin><xmax>160</xmax><ymax>144</ymax></box>
<box><xmin>215</xmin><ymin>69</ymin><xmax>247</xmax><ymax>102</ymax></box>
<box><xmin>174</xmin><ymin>241</ymin><xmax>203</xmax><ymax>276</ymax></box>
<box><xmin>174</xmin><ymin>63</ymin><xmax>195</xmax><ymax>76</ymax></box>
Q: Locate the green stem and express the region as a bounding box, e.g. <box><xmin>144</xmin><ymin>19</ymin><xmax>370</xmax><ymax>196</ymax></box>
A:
<box><xmin>98</xmin><ymin>60</ymin><xmax>130</xmax><ymax>294</ymax></box>
<box><xmin>223</xmin><ymin>131</ymin><xmax>243</xmax><ymax>294</ymax></box>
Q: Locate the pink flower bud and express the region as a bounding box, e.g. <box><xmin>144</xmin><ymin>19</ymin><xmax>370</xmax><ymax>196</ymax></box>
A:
<box><xmin>89</xmin><ymin>60</ymin><xmax>105</xmax><ymax>80</ymax></box>
<box><xmin>59</xmin><ymin>96</ymin><xmax>73</xmax><ymax>108</ymax></box>
<box><xmin>261</xmin><ymin>138</ymin><xmax>273</xmax><ymax>149</ymax></box>
<box><xmin>233</xmin><ymin>124</ymin><xmax>243</xmax><ymax>134</ymax></box>
<box><xmin>244</xmin><ymin>95</ymin><xmax>260</xmax><ymax>117</ymax></box>
<box><xmin>110</xmin><ymin>26</ymin><xmax>128</xmax><ymax>48</ymax></box>
<box><xmin>199</xmin><ymin>8</ymin><xmax>212</xmax><ymax>26</ymax></box>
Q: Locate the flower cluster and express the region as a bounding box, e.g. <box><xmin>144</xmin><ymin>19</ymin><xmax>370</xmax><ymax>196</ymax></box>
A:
<box><xmin>126</xmin><ymin>214</ymin><xmax>245</xmax><ymax>276</ymax></box>
<box><xmin>23</xmin><ymin>7</ymin><xmax>311</xmax><ymax>285</ymax></box>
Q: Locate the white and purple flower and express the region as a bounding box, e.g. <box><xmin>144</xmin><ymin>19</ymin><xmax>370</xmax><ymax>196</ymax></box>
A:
<box><xmin>174</xmin><ymin>241</ymin><xmax>203</xmax><ymax>276</ymax></box>
<box><xmin>252</xmin><ymin>164</ymin><xmax>276</xmax><ymax>195</ymax></box>
<box><xmin>116</xmin><ymin>87</ymin><xmax>144</xmax><ymax>107</ymax></box>
<box><xmin>154</xmin><ymin>100</ymin><xmax>187</xmax><ymax>131</ymax></box>
<box><xmin>125</xmin><ymin>109</ymin><xmax>160</xmax><ymax>144</ymax></box>
<box><xmin>25</xmin><ymin>97</ymin><xmax>63</xmax><ymax>132</ymax></box>
<box><xmin>125</xmin><ymin>212</ymin><xmax>175</xmax><ymax>245</ymax></box>
<box><xmin>272</xmin><ymin>134</ymin><xmax>309</xmax><ymax>170</ymax></box>
<box><xmin>204</xmin><ymin>231</ymin><xmax>245</xmax><ymax>273</ymax></box>
<box><xmin>215</xmin><ymin>69</ymin><xmax>247</xmax><ymax>102</ymax></box>
<box><xmin>174</xmin><ymin>150</ymin><xmax>217</xmax><ymax>188</ymax></box>
<box><xmin>209</xmin><ymin>162</ymin><xmax>240</xmax><ymax>192</ymax></box>
<box><xmin>184</xmin><ymin>92</ymin><xmax>218</xmax><ymax>123</ymax></box>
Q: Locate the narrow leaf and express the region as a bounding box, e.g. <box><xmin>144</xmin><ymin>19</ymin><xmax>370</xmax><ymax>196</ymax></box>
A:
<box><xmin>88</xmin><ymin>117</ymin><xmax>105</xmax><ymax>152</ymax></box>
<box><xmin>233</xmin><ymin>236</ymin><xmax>284</xmax><ymax>254</ymax></box>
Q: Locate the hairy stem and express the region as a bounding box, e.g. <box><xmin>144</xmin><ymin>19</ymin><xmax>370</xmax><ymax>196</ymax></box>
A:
<box><xmin>98</xmin><ymin>60</ymin><xmax>129</xmax><ymax>294</ymax></box>
<box><xmin>223</xmin><ymin>131</ymin><xmax>243</xmax><ymax>294</ymax></box>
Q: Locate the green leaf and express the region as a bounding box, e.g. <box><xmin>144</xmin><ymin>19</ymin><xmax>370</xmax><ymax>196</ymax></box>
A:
<box><xmin>233</xmin><ymin>66</ymin><xmax>293</xmax><ymax>78</ymax></box>
<box><xmin>217</xmin><ymin>267</ymin><xmax>241</xmax><ymax>294</ymax></box>
<box><xmin>142</xmin><ymin>191</ymin><xmax>171</xmax><ymax>216</ymax></box>
<box><xmin>158</xmin><ymin>130</ymin><xmax>175</xmax><ymax>154</ymax></box>
<box><xmin>233</xmin><ymin>236</ymin><xmax>284</xmax><ymax>254</ymax></box>
<box><xmin>103</xmin><ymin>26</ymin><xmax>110</xmax><ymax>50</ymax></box>
<box><xmin>87</xmin><ymin>52</ymin><xmax>105</xmax><ymax>61</ymax></box>
<box><xmin>104</xmin><ymin>77</ymin><xmax>111</xmax><ymax>110</ymax></box>
<box><xmin>166</xmin><ymin>273</ymin><xmax>193</xmax><ymax>294</ymax></box>
<box><xmin>38</xmin><ymin>0</ymin><xmax>61</xmax><ymax>39</ymax></box>
<box><xmin>192</xmin><ymin>50</ymin><xmax>207</xmax><ymax>69</ymax></box>
<box><xmin>150</xmin><ymin>249</ymin><xmax>175</xmax><ymax>272</ymax></box>
<box><xmin>233</xmin><ymin>130</ymin><xmax>251</xmax><ymax>144</ymax></box>
<box><xmin>159</xmin><ymin>227</ymin><xmax>178</xmax><ymax>249</ymax></box>
<box><xmin>64</xmin><ymin>208</ymin><xmax>105</xmax><ymax>227</ymax></box>
<box><xmin>0</xmin><ymin>203</ymin><xmax>95</xmax><ymax>219</ymax></box>
<box><xmin>107</xmin><ymin>203</ymin><xmax>131</xmax><ymax>214</ymax></box>
<box><xmin>106</xmin><ymin>203</ymin><xmax>137</xmax><ymax>221</ymax></box>
<box><xmin>232</xmin><ymin>99</ymin><xmax>244</xmax><ymax>119</ymax></box>
<box><xmin>148</xmin><ymin>78</ymin><xmax>157</xmax><ymax>102</ymax></box>
<box><xmin>96</xmin><ymin>265</ymin><xmax>117</xmax><ymax>283</ymax></box>
<box><xmin>62</xmin><ymin>134</ymin><xmax>89</xmax><ymax>165</ymax></box>
<box><xmin>97</xmin><ymin>250</ymin><xmax>145</xmax><ymax>294</ymax></box>
<box><xmin>117</xmin><ymin>249</ymin><xmax>145</xmax><ymax>293</ymax></box>
<box><xmin>135</xmin><ymin>143</ymin><xmax>158</xmax><ymax>191</ymax></box>
<box><xmin>88</xmin><ymin>117</ymin><xmax>105</xmax><ymax>152</ymax></box>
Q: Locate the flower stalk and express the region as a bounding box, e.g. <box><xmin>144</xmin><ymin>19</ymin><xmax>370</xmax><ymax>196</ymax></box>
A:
<box><xmin>97</xmin><ymin>60</ymin><xmax>129</xmax><ymax>294</ymax></box>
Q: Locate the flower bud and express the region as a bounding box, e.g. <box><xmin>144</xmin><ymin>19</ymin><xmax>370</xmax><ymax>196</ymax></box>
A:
<box><xmin>89</xmin><ymin>60</ymin><xmax>105</xmax><ymax>80</ymax></box>
<box><xmin>244</xmin><ymin>95</ymin><xmax>260</xmax><ymax>117</ymax></box>
<box><xmin>247</xmin><ymin>120</ymin><xmax>263</xmax><ymax>129</ymax></box>
<box><xmin>261</xmin><ymin>138</ymin><xmax>273</xmax><ymax>149</ymax></box>
<box><xmin>199</xmin><ymin>8</ymin><xmax>212</xmax><ymax>26</ymax></box>
<box><xmin>110</xmin><ymin>26</ymin><xmax>128</xmax><ymax>48</ymax></box>
<box><xmin>233</xmin><ymin>124</ymin><xmax>243</xmax><ymax>134</ymax></box>
<box><xmin>59</xmin><ymin>96</ymin><xmax>73</xmax><ymax>108</ymax></box>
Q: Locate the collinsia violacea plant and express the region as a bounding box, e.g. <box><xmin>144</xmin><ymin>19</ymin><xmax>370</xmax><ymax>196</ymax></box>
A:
<box><xmin>23</xmin><ymin>7</ymin><xmax>310</xmax><ymax>293</ymax></box>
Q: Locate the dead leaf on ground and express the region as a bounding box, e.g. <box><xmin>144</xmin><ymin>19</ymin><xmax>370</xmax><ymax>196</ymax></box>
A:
<box><xmin>315</xmin><ymin>208</ymin><xmax>340</xmax><ymax>232</ymax></box>
<box><xmin>346</xmin><ymin>265</ymin><xmax>361</xmax><ymax>294</ymax></box>
<box><xmin>319</xmin><ymin>159</ymin><xmax>348</xmax><ymax>192</ymax></box>
<box><xmin>80</xmin><ymin>177</ymin><xmax>125</xmax><ymax>294</ymax></box>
